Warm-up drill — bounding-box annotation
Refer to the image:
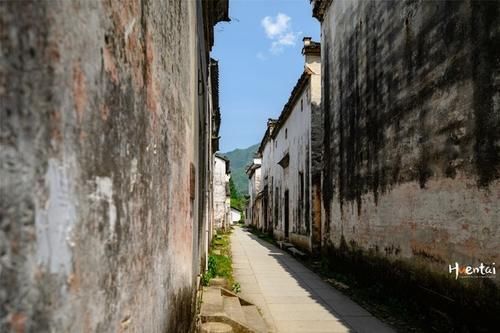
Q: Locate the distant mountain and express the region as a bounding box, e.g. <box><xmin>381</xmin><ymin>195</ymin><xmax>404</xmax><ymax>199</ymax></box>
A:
<box><xmin>224</xmin><ymin>143</ymin><xmax>259</xmax><ymax>196</ymax></box>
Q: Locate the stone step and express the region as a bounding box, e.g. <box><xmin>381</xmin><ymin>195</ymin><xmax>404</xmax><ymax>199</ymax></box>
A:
<box><xmin>277</xmin><ymin>240</ymin><xmax>294</xmax><ymax>249</ymax></box>
<box><xmin>209</xmin><ymin>277</ymin><xmax>229</xmax><ymax>288</ymax></box>
<box><xmin>201</xmin><ymin>322</ymin><xmax>234</xmax><ymax>333</ymax></box>
<box><xmin>201</xmin><ymin>287</ymin><xmax>268</xmax><ymax>333</ymax></box>
<box><xmin>223</xmin><ymin>296</ymin><xmax>246</xmax><ymax>325</ymax></box>
<box><xmin>242</xmin><ymin>305</ymin><xmax>268</xmax><ymax>333</ymax></box>
<box><xmin>288</xmin><ymin>247</ymin><xmax>306</xmax><ymax>257</ymax></box>
<box><xmin>201</xmin><ymin>287</ymin><xmax>224</xmax><ymax>315</ymax></box>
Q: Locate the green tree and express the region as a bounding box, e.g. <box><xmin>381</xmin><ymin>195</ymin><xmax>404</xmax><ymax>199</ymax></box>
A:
<box><xmin>229</xmin><ymin>177</ymin><xmax>239</xmax><ymax>199</ymax></box>
<box><xmin>229</xmin><ymin>178</ymin><xmax>247</xmax><ymax>212</ymax></box>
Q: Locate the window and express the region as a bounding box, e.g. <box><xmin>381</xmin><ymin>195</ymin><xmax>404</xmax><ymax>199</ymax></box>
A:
<box><xmin>285</xmin><ymin>128</ymin><xmax>288</xmax><ymax>139</ymax></box>
<box><xmin>278</xmin><ymin>153</ymin><xmax>290</xmax><ymax>168</ymax></box>
<box><xmin>300</xmin><ymin>99</ymin><xmax>303</xmax><ymax>112</ymax></box>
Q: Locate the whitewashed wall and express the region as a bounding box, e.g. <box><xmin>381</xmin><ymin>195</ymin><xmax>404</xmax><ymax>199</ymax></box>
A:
<box><xmin>259</xmin><ymin>48</ymin><xmax>321</xmax><ymax>251</ymax></box>
<box><xmin>247</xmin><ymin>159</ymin><xmax>262</xmax><ymax>227</ymax></box>
<box><xmin>231</xmin><ymin>208</ymin><xmax>242</xmax><ymax>223</ymax></box>
<box><xmin>213</xmin><ymin>156</ymin><xmax>229</xmax><ymax>229</ymax></box>
<box><xmin>271</xmin><ymin>86</ymin><xmax>312</xmax><ymax>248</ymax></box>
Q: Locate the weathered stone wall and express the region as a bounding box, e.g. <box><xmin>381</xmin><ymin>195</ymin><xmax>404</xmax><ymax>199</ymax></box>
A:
<box><xmin>0</xmin><ymin>0</ymin><xmax>216</xmax><ymax>331</ymax></box>
<box><xmin>321</xmin><ymin>0</ymin><xmax>499</xmax><ymax>274</ymax></box>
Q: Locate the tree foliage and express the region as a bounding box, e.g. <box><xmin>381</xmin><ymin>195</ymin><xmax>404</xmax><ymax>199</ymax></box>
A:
<box><xmin>224</xmin><ymin>143</ymin><xmax>259</xmax><ymax>195</ymax></box>
<box><xmin>229</xmin><ymin>178</ymin><xmax>247</xmax><ymax>212</ymax></box>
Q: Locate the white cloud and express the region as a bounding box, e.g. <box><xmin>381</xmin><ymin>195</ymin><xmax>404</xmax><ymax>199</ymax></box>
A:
<box><xmin>262</xmin><ymin>13</ymin><xmax>291</xmax><ymax>39</ymax></box>
<box><xmin>278</xmin><ymin>32</ymin><xmax>297</xmax><ymax>46</ymax></box>
<box><xmin>261</xmin><ymin>13</ymin><xmax>298</xmax><ymax>55</ymax></box>
<box><xmin>270</xmin><ymin>41</ymin><xmax>284</xmax><ymax>55</ymax></box>
<box><xmin>256</xmin><ymin>52</ymin><xmax>267</xmax><ymax>61</ymax></box>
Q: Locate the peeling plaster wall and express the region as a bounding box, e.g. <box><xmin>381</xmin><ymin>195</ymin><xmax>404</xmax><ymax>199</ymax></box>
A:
<box><xmin>0</xmin><ymin>0</ymin><xmax>216</xmax><ymax>331</ymax></box>
<box><xmin>320</xmin><ymin>0</ymin><xmax>499</xmax><ymax>272</ymax></box>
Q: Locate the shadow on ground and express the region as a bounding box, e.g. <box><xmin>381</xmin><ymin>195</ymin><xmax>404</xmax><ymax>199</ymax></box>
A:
<box><xmin>231</xmin><ymin>226</ymin><xmax>394</xmax><ymax>333</ymax></box>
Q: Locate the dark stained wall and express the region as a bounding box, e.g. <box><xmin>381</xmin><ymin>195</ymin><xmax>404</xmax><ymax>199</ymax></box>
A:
<box><xmin>320</xmin><ymin>0</ymin><xmax>499</xmax><ymax>271</ymax></box>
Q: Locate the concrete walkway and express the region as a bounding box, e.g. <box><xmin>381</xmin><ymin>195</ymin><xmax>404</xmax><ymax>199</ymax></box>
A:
<box><xmin>231</xmin><ymin>227</ymin><xmax>395</xmax><ymax>333</ymax></box>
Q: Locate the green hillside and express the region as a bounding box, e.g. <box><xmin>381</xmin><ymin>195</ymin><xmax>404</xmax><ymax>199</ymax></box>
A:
<box><xmin>223</xmin><ymin>143</ymin><xmax>259</xmax><ymax>196</ymax></box>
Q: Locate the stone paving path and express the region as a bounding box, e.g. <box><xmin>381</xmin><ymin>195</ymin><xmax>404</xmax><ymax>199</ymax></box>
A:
<box><xmin>231</xmin><ymin>226</ymin><xmax>396</xmax><ymax>333</ymax></box>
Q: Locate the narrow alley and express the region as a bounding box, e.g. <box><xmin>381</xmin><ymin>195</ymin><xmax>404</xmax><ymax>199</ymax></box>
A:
<box><xmin>1</xmin><ymin>0</ymin><xmax>499</xmax><ymax>332</ymax></box>
<box><xmin>231</xmin><ymin>227</ymin><xmax>394</xmax><ymax>333</ymax></box>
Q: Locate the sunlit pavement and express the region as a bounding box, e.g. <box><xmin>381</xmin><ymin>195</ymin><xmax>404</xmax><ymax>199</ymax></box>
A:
<box><xmin>231</xmin><ymin>226</ymin><xmax>396</xmax><ymax>333</ymax></box>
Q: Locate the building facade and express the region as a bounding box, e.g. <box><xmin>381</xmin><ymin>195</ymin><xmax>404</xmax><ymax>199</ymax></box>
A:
<box><xmin>230</xmin><ymin>208</ymin><xmax>242</xmax><ymax>224</ymax></box>
<box><xmin>213</xmin><ymin>154</ymin><xmax>231</xmax><ymax>231</ymax></box>
<box><xmin>246</xmin><ymin>158</ymin><xmax>263</xmax><ymax>228</ymax></box>
<box><xmin>0</xmin><ymin>0</ymin><xmax>229</xmax><ymax>331</ymax></box>
<box><xmin>257</xmin><ymin>38</ymin><xmax>322</xmax><ymax>252</ymax></box>
<box><xmin>314</xmin><ymin>0</ymin><xmax>499</xmax><ymax>277</ymax></box>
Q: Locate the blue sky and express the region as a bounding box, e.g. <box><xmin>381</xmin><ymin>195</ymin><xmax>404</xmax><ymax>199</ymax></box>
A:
<box><xmin>212</xmin><ymin>0</ymin><xmax>320</xmax><ymax>153</ymax></box>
